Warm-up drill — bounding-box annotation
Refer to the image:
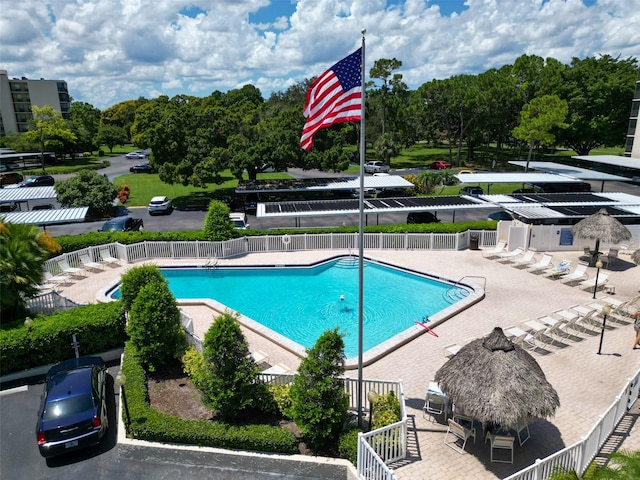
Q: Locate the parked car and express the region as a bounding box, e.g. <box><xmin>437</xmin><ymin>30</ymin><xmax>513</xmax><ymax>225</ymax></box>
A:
<box><xmin>364</xmin><ymin>161</ymin><xmax>391</xmax><ymax>174</ymax></box>
<box><xmin>459</xmin><ymin>186</ymin><xmax>484</xmax><ymax>197</ymax></box>
<box><xmin>488</xmin><ymin>210</ymin><xmax>513</xmax><ymax>221</ymax></box>
<box><xmin>230</xmin><ymin>212</ymin><xmax>249</xmax><ymax>229</ymax></box>
<box><xmin>0</xmin><ymin>172</ymin><xmax>24</xmax><ymax>186</ymax></box>
<box><xmin>129</xmin><ymin>163</ymin><xmax>154</xmax><ymax>173</ymax></box>
<box><xmin>125</xmin><ymin>152</ymin><xmax>145</xmax><ymax>159</ymax></box>
<box><xmin>0</xmin><ymin>202</ymin><xmax>20</xmax><ymax>213</ymax></box>
<box><xmin>36</xmin><ymin>356</ymin><xmax>110</xmax><ymax>458</ymax></box>
<box><xmin>100</xmin><ymin>216</ymin><xmax>144</xmax><ymax>232</ymax></box>
<box><xmin>18</xmin><ymin>175</ymin><xmax>55</xmax><ymax>187</ymax></box>
<box><xmin>429</xmin><ymin>161</ymin><xmax>452</xmax><ymax>170</ymax></box>
<box><xmin>407</xmin><ymin>211</ymin><xmax>440</xmax><ymax>224</ymax></box>
<box><xmin>147</xmin><ymin>195</ymin><xmax>173</xmax><ymax>215</ymax></box>
<box><xmin>32</xmin><ymin>203</ymin><xmax>55</xmax><ymax>211</ymax></box>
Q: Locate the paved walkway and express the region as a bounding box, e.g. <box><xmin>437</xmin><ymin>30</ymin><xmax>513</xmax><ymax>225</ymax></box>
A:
<box><xmin>54</xmin><ymin>247</ymin><xmax>640</xmax><ymax>479</ymax></box>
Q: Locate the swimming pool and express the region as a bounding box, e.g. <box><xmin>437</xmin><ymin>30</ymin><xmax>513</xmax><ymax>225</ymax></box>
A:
<box><xmin>109</xmin><ymin>256</ymin><xmax>477</xmax><ymax>361</ymax></box>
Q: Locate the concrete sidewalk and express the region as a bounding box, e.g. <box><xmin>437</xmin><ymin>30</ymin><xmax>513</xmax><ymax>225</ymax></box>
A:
<box><xmin>55</xmin><ymin>247</ymin><xmax>640</xmax><ymax>479</ymax></box>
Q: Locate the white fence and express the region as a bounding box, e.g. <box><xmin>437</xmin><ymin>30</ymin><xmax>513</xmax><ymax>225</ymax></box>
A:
<box><xmin>505</xmin><ymin>366</ymin><xmax>640</xmax><ymax>480</ymax></box>
<box><xmin>27</xmin><ymin>291</ymin><xmax>82</xmax><ymax>315</ymax></box>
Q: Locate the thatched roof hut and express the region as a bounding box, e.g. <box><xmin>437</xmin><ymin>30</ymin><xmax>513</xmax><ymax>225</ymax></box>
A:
<box><xmin>631</xmin><ymin>249</ymin><xmax>640</xmax><ymax>266</ymax></box>
<box><xmin>571</xmin><ymin>208</ymin><xmax>632</xmax><ymax>259</ymax></box>
<box><xmin>434</xmin><ymin>327</ymin><xmax>559</xmax><ymax>430</ymax></box>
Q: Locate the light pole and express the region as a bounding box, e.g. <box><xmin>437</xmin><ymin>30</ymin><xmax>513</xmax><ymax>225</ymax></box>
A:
<box><xmin>593</xmin><ymin>260</ymin><xmax>603</xmax><ymax>300</ymax></box>
<box><xmin>114</xmin><ymin>370</ymin><xmax>130</xmax><ymax>428</ymax></box>
<box><xmin>597</xmin><ymin>304</ymin><xmax>611</xmax><ymax>355</ymax></box>
<box><xmin>367</xmin><ymin>389</ymin><xmax>378</xmax><ymax>431</ymax></box>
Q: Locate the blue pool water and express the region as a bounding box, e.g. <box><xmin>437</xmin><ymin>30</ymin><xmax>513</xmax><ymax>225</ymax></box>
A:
<box><xmin>114</xmin><ymin>258</ymin><xmax>468</xmax><ymax>357</ymax></box>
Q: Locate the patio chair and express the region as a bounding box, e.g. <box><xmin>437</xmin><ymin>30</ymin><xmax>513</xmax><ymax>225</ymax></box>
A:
<box><xmin>249</xmin><ymin>350</ymin><xmax>270</xmax><ymax>365</ymax></box>
<box><xmin>444</xmin><ymin>418</ymin><xmax>476</xmax><ymax>454</ymax></box>
<box><xmin>522</xmin><ymin>319</ymin><xmax>552</xmax><ymax>346</ymax></box>
<box><xmin>509</xmin><ymin>250</ymin><xmax>536</xmax><ymax>268</ymax></box>
<box><xmin>516</xmin><ymin>422</ymin><xmax>530</xmax><ymax>446</ymax></box>
<box><xmin>79</xmin><ymin>253</ymin><xmax>102</xmax><ymax>271</ymax></box>
<box><xmin>496</xmin><ymin>247</ymin><xmax>524</xmax><ymax>262</ymax></box>
<box><xmin>505</xmin><ymin>326</ymin><xmax>535</xmax><ymax>349</ymax></box>
<box><xmin>579</xmin><ymin>273</ymin><xmax>609</xmax><ymax>293</ymax></box>
<box><xmin>559</xmin><ymin>264</ymin><xmax>589</xmax><ymax>285</ymax></box>
<box><xmin>423</xmin><ymin>391</ymin><xmax>447</xmax><ymax>423</ymax></box>
<box><xmin>261</xmin><ymin>363</ymin><xmax>293</xmax><ymax>375</ymax></box>
<box><xmin>526</xmin><ymin>254</ymin><xmax>553</xmax><ymax>273</ymax></box>
<box><xmin>482</xmin><ymin>240</ymin><xmax>507</xmax><ymax>259</ymax></box>
<box><xmin>487</xmin><ymin>433</ymin><xmax>515</xmax><ymax>463</ymax></box>
<box><xmin>600</xmin><ymin>248</ymin><xmax>619</xmax><ymax>269</ymax></box>
<box><xmin>98</xmin><ymin>247</ymin><xmax>120</xmax><ymax>265</ymax></box>
<box><xmin>58</xmin><ymin>258</ymin><xmax>84</xmax><ymax>277</ymax></box>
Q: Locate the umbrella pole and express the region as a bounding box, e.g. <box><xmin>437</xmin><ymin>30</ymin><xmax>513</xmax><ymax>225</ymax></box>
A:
<box><xmin>592</xmin><ymin>238</ymin><xmax>601</xmax><ymax>266</ymax></box>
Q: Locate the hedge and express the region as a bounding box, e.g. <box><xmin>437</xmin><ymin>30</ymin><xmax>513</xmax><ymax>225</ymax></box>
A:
<box><xmin>121</xmin><ymin>343</ymin><xmax>298</xmax><ymax>454</ymax></box>
<box><xmin>0</xmin><ymin>302</ymin><xmax>126</xmax><ymax>376</ymax></box>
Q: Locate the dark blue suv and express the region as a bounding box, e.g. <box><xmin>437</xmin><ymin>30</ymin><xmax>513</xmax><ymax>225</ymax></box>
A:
<box><xmin>36</xmin><ymin>356</ymin><xmax>109</xmax><ymax>457</ymax></box>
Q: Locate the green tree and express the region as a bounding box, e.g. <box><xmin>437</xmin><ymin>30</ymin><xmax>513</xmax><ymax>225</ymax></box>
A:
<box><xmin>69</xmin><ymin>101</ymin><xmax>101</xmax><ymax>153</ymax></box>
<box><xmin>22</xmin><ymin>105</ymin><xmax>77</xmax><ymax>171</ymax></box>
<box><xmin>369</xmin><ymin>58</ymin><xmax>404</xmax><ymax>135</ymax></box>
<box><xmin>126</xmin><ymin>280</ymin><xmax>186</xmax><ymax>372</ymax></box>
<box><xmin>201</xmin><ymin>311</ymin><xmax>259</xmax><ymax>419</ymax></box>
<box><xmin>557</xmin><ymin>55</ymin><xmax>638</xmax><ymax>155</ymax></box>
<box><xmin>0</xmin><ymin>222</ymin><xmax>61</xmax><ymax>321</ymax></box>
<box><xmin>101</xmin><ymin>98</ymin><xmax>146</xmax><ymax>140</ymax></box>
<box><xmin>202</xmin><ymin>201</ymin><xmax>234</xmax><ymax>241</ymax></box>
<box><xmin>55</xmin><ymin>170</ymin><xmax>118</xmax><ymax>218</ymax></box>
<box><xmin>119</xmin><ymin>264</ymin><xmax>167</xmax><ymax>311</ymax></box>
<box><xmin>96</xmin><ymin>124</ymin><xmax>127</xmax><ymax>153</ymax></box>
<box><xmin>512</xmin><ymin>94</ymin><xmax>569</xmax><ymax>171</ymax></box>
<box><xmin>373</xmin><ymin>133</ymin><xmax>400</xmax><ymax>165</ymax></box>
<box><xmin>290</xmin><ymin>328</ymin><xmax>349</xmax><ymax>450</ymax></box>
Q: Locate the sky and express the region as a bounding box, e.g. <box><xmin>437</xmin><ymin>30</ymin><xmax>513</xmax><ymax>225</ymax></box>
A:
<box><xmin>1</xmin><ymin>0</ymin><xmax>638</xmax><ymax>110</ymax></box>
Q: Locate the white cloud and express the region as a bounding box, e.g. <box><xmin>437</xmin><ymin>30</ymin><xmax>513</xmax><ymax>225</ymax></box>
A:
<box><xmin>1</xmin><ymin>0</ymin><xmax>638</xmax><ymax>109</ymax></box>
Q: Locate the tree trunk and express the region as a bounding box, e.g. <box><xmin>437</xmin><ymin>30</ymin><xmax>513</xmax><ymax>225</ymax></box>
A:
<box><xmin>524</xmin><ymin>142</ymin><xmax>534</xmax><ymax>172</ymax></box>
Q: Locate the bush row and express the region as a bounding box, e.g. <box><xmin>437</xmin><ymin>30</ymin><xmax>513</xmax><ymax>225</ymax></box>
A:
<box><xmin>0</xmin><ymin>302</ymin><xmax>126</xmax><ymax>376</ymax></box>
<box><xmin>53</xmin><ymin>221</ymin><xmax>495</xmax><ymax>254</ymax></box>
<box><xmin>121</xmin><ymin>343</ymin><xmax>298</xmax><ymax>454</ymax></box>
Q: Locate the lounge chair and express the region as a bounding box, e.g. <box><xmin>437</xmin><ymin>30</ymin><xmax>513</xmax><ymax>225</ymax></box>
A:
<box><xmin>79</xmin><ymin>253</ymin><xmax>102</xmax><ymax>271</ymax></box>
<box><xmin>509</xmin><ymin>250</ymin><xmax>536</xmax><ymax>268</ymax></box>
<box><xmin>487</xmin><ymin>433</ymin><xmax>515</xmax><ymax>463</ymax></box>
<box><xmin>261</xmin><ymin>363</ymin><xmax>293</xmax><ymax>374</ymax></box>
<box><xmin>580</xmin><ymin>273</ymin><xmax>609</xmax><ymax>292</ymax></box>
<box><xmin>444</xmin><ymin>418</ymin><xmax>476</xmax><ymax>454</ymax></box>
<box><xmin>542</xmin><ymin>260</ymin><xmax>571</xmax><ymax>279</ymax></box>
<box><xmin>496</xmin><ymin>247</ymin><xmax>524</xmax><ymax>262</ymax></box>
<box><xmin>522</xmin><ymin>319</ymin><xmax>552</xmax><ymax>346</ymax></box>
<box><xmin>98</xmin><ymin>247</ymin><xmax>120</xmax><ymax>265</ymax></box>
<box><xmin>482</xmin><ymin>241</ymin><xmax>507</xmax><ymax>259</ymax></box>
<box><xmin>423</xmin><ymin>391</ymin><xmax>447</xmax><ymax>423</ymax></box>
<box><xmin>58</xmin><ymin>258</ymin><xmax>84</xmax><ymax>277</ymax></box>
<box><xmin>526</xmin><ymin>254</ymin><xmax>553</xmax><ymax>273</ymax></box>
<box><xmin>505</xmin><ymin>326</ymin><xmax>535</xmax><ymax>349</ymax></box>
<box><xmin>249</xmin><ymin>350</ymin><xmax>270</xmax><ymax>365</ymax></box>
<box><xmin>559</xmin><ymin>264</ymin><xmax>589</xmax><ymax>285</ymax></box>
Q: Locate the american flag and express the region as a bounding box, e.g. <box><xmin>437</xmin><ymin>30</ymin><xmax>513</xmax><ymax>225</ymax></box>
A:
<box><xmin>300</xmin><ymin>48</ymin><xmax>362</xmax><ymax>151</ymax></box>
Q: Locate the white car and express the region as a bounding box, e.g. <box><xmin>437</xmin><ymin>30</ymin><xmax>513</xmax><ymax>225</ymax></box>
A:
<box><xmin>230</xmin><ymin>212</ymin><xmax>249</xmax><ymax>229</ymax></box>
<box><xmin>125</xmin><ymin>152</ymin><xmax>145</xmax><ymax>159</ymax></box>
<box><xmin>364</xmin><ymin>161</ymin><xmax>391</xmax><ymax>174</ymax></box>
<box><xmin>147</xmin><ymin>196</ymin><xmax>173</xmax><ymax>215</ymax></box>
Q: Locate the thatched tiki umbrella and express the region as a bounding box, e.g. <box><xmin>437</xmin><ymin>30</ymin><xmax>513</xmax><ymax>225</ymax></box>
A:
<box><xmin>434</xmin><ymin>327</ymin><xmax>559</xmax><ymax>430</ymax></box>
<box><xmin>631</xmin><ymin>249</ymin><xmax>640</xmax><ymax>266</ymax></box>
<box><xmin>571</xmin><ymin>208</ymin><xmax>632</xmax><ymax>265</ymax></box>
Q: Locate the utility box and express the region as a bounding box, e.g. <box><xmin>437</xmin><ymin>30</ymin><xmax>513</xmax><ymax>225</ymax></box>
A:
<box><xmin>469</xmin><ymin>234</ymin><xmax>479</xmax><ymax>250</ymax></box>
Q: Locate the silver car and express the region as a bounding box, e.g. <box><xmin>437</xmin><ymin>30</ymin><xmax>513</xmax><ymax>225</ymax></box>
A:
<box><xmin>147</xmin><ymin>196</ymin><xmax>173</xmax><ymax>215</ymax></box>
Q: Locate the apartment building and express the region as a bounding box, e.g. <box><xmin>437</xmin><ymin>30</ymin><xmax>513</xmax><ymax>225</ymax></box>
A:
<box><xmin>0</xmin><ymin>70</ymin><xmax>70</xmax><ymax>136</ymax></box>
<box><xmin>625</xmin><ymin>68</ymin><xmax>640</xmax><ymax>158</ymax></box>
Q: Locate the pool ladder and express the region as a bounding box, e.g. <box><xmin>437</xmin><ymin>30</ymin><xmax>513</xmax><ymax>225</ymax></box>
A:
<box><xmin>203</xmin><ymin>256</ymin><xmax>219</xmax><ymax>269</ymax></box>
<box><xmin>444</xmin><ymin>276</ymin><xmax>486</xmax><ymax>303</ymax></box>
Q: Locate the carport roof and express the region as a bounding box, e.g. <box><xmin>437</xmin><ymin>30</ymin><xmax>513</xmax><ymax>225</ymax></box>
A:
<box><xmin>508</xmin><ymin>161</ymin><xmax>630</xmax><ymax>181</ymax></box>
<box><xmin>0</xmin><ymin>186</ymin><xmax>57</xmax><ymax>203</ymax></box>
<box><xmin>0</xmin><ymin>207</ymin><xmax>88</xmax><ymax>225</ymax></box>
<box><xmin>236</xmin><ymin>176</ymin><xmax>413</xmax><ymax>193</ymax></box>
<box><xmin>455</xmin><ymin>172</ymin><xmax>586</xmax><ymax>184</ymax></box>
<box><xmin>573</xmin><ymin>155</ymin><xmax>640</xmax><ymax>170</ymax></box>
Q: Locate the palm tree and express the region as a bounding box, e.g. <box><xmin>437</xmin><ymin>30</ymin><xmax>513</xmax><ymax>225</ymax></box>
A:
<box><xmin>0</xmin><ymin>222</ymin><xmax>61</xmax><ymax>321</ymax></box>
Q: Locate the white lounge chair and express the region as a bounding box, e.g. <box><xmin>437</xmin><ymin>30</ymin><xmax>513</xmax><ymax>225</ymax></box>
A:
<box><xmin>482</xmin><ymin>241</ymin><xmax>507</xmax><ymax>259</ymax></box>
<box><xmin>98</xmin><ymin>247</ymin><xmax>120</xmax><ymax>265</ymax></box>
<box><xmin>79</xmin><ymin>253</ymin><xmax>102</xmax><ymax>271</ymax></box>
<box><xmin>542</xmin><ymin>260</ymin><xmax>571</xmax><ymax>279</ymax></box>
<box><xmin>249</xmin><ymin>350</ymin><xmax>270</xmax><ymax>365</ymax></box>
<box><xmin>496</xmin><ymin>247</ymin><xmax>524</xmax><ymax>262</ymax></box>
<box><xmin>559</xmin><ymin>264</ymin><xmax>589</xmax><ymax>285</ymax></box>
<box><xmin>580</xmin><ymin>273</ymin><xmax>609</xmax><ymax>292</ymax></box>
<box><xmin>526</xmin><ymin>254</ymin><xmax>553</xmax><ymax>273</ymax></box>
<box><xmin>58</xmin><ymin>258</ymin><xmax>84</xmax><ymax>277</ymax></box>
<box><xmin>509</xmin><ymin>250</ymin><xmax>536</xmax><ymax>268</ymax></box>
<box><xmin>262</xmin><ymin>363</ymin><xmax>293</xmax><ymax>375</ymax></box>
<box><xmin>505</xmin><ymin>326</ymin><xmax>535</xmax><ymax>349</ymax></box>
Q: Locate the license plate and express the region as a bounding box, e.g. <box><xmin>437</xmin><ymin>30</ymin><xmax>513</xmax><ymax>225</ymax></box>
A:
<box><xmin>65</xmin><ymin>440</ymin><xmax>78</xmax><ymax>448</ymax></box>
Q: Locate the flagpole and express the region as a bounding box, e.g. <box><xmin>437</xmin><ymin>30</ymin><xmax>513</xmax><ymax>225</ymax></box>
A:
<box><xmin>357</xmin><ymin>29</ymin><xmax>366</xmax><ymax>429</ymax></box>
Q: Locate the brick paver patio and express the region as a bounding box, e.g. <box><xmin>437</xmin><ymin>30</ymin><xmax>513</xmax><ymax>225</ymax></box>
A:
<box><xmin>55</xmin><ymin>246</ymin><xmax>640</xmax><ymax>479</ymax></box>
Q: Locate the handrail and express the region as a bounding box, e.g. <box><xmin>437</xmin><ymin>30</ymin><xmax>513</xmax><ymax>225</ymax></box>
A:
<box><xmin>445</xmin><ymin>275</ymin><xmax>486</xmax><ymax>300</ymax></box>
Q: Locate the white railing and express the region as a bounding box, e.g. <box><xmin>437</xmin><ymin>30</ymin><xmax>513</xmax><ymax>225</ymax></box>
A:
<box><xmin>179</xmin><ymin>309</ymin><xmax>203</xmax><ymax>353</ymax></box>
<box><xmin>27</xmin><ymin>291</ymin><xmax>82</xmax><ymax>315</ymax></box>
<box><xmin>504</xmin><ymin>367</ymin><xmax>640</xmax><ymax>480</ymax></box>
<box><xmin>43</xmin><ymin>230</ymin><xmax>497</xmax><ymax>274</ymax></box>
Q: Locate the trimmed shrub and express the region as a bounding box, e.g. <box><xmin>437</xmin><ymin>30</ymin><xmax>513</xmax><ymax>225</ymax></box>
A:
<box><xmin>202</xmin><ymin>201</ymin><xmax>234</xmax><ymax>241</ymax></box>
<box><xmin>126</xmin><ymin>281</ymin><xmax>186</xmax><ymax>372</ymax></box>
<box><xmin>181</xmin><ymin>346</ymin><xmax>209</xmax><ymax>391</ymax></box>
<box><xmin>338</xmin><ymin>426</ymin><xmax>363</xmax><ymax>466</ymax></box>
<box><xmin>0</xmin><ymin>302</ymin><xmax>126</xmax><ymax>375</ymax></box>
<box><xmin>122</xmin><ymin>343</ymin><xmax>297</xmax><ymax>453</ymax></box>
<box><xmin>371</xmin><ymin>391</ymin><xmax>401</xmax><ymax>430</ymax></box>
<box><xmin>202</xmin><ymin>311</ymin><xmax>260</xmax><ymax>419</ymax></box>
<box><xmin>119</xmin><ymin>264</ymin><xmax>166</xmax><ymax>311</ymax></box>
<box><xmin>290</xmin><ymin>328</ymin><xmax>349</xmax><ymax>450</ymax></box>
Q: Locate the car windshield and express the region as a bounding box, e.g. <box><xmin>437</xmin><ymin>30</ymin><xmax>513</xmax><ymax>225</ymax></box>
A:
<box><xmin>102</xmin><ymin>222</ymin><xmax>124</xmax><ymax>232</ymax></box>
<box><xmin>42</xmin><ymin>394</ymin><xmax>94</xmax><ymax>421</ymax></box>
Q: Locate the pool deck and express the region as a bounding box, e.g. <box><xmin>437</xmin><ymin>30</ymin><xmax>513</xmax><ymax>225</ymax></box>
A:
<box><xmin>54</xmin><ymin>247</ymin><xmax>640</xmax><ymax>479</ymax></box>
